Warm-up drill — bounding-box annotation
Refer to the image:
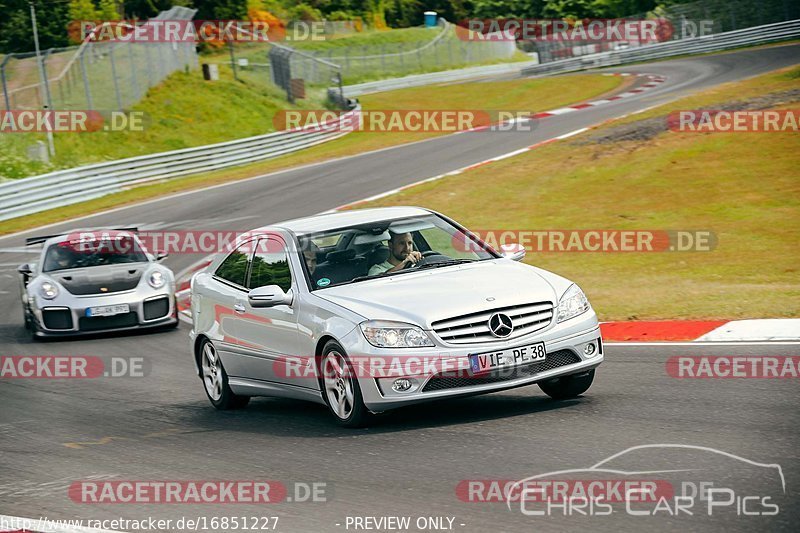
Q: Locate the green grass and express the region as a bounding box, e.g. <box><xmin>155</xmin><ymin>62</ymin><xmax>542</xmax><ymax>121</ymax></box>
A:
<box><xmin>0</xmin><ymin>67</ymin><xmax>324</xmax><ymax>179</ymax></box>
<box><xmin>0</xmin><ymin>73</ymin><xmax>623</xmax><ymax>234</ymax></box>
<box><xmin>350</xmin><ymin>66</ymin><xmax>800</xmax><ymax>320</ymax></box>
<box><xmin>292</xmin><ymin>27</ymin><xmax>447</xmax><ymax>51</ymax></box>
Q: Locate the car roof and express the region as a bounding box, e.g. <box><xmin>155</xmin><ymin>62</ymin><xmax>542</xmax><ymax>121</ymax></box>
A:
<box><xmin>267</xmin><ymin>207</ymin><xmax>434</xmax><ymax>235</ymax></box>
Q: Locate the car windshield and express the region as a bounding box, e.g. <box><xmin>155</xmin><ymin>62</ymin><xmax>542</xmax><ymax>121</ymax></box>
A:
<box><xmin>298</xmin><ymin>214</ymin><xmax>497</xmax><ymax>290</ymax></box>
<box><xmin>43</xmin><ymin>237</ymin><xmax>149</xmax><ymax>272</ymax></box>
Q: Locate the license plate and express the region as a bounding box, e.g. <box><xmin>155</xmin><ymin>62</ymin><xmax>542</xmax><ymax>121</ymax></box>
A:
<box><xmin>469</xmin><ymin>342</ymin><xmax>546</xmax><ymax>373</ymax></box>
<box><xmin>86</xmin><ymin>304</ymin><xmax>129</xmax><ymax>317</ymax></box>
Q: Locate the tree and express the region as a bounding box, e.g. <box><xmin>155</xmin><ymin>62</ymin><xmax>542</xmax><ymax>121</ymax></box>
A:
<box><xmin>98</xmin><ymin>0</ymin><xmax>121</xmax><ymax>19</ymax></box>
<box><xmin>193</xmin><ymin>0</ymin><xmax>249</xmax><ymax>20</ymax></box>
<box><xmin>68</xmin><ymin>0</ymin><xmax>100</xmax><ymax>20</ymax></box>
<box><xmin>0</xmin><ymin>0</ymin><xmax>71</xmax><ymax>53</ymax></box>
<box><xmin>122</xmin><ymin>0</ymin><xmax>177</xmax><ymax>19</ymax></box>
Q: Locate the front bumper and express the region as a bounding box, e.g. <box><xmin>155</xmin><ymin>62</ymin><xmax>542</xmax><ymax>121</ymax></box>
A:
<box><xmin>340</xmin><ymin>312</ymin><xmax>603</xmax><ymax>412</ymax></box>
<box><xmin>30</xmin><ymin>289</ymin><xmax>177</xmax><ymax>337</ymax></box>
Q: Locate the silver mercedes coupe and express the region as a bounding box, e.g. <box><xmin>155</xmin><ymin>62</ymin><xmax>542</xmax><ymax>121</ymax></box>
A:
<box><xmin>189</xmin><ymin>207</ymin><xmax>603</xmax><ymax>426</ymax></box>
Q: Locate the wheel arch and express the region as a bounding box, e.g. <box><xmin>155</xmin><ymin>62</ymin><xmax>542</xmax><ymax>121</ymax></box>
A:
<box><xmin>314</xmin><ymin>334</ymin><xmax>341</xmax><ymax>387</ymax></box>
<box><xmin>193</xmin><ymin>334</ymin><xmax>210</xmax><ymax>377</ymax></box>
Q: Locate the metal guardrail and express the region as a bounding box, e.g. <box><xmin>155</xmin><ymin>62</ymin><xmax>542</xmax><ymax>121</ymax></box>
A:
<box><xmin>521</xmin><ymin>19</ymin><xmax>800</xmax><ymax>77</ymax></box>
<box><xmin>342</xmin><ymin>59</ymin><xmax>539</xmax><ymax>97</ymax></box>
<box><xmin>0</xmin><ymin>107</ymin><xmax>360</xmax><ymax>222</ymax></box>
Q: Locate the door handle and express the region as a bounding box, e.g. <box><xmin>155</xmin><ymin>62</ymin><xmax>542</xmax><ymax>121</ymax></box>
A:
<box><xmin>233</xmin><ymin>302</ymin><xmax>246</xmax><ymax>314</ymax></box>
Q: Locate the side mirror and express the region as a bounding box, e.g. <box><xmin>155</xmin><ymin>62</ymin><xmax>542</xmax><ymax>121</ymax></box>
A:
<box><xmin>18</xmin><ymin>263</ymin><xmax>32</xmax><ymax>275</ymax></box>
<box><xmin>248</xmin><ymin>285</ymin><xmax>293</xmax><ymax>308</ymax></box>
<box><xmin>500</xmin><ymin>243</ymin><xmax>526</xmax><ymax>262</ymax></box>
<box><xmin>155</xmin><ymin>251</ymin><xmax>169</xmax><ymax>262</ymax></box>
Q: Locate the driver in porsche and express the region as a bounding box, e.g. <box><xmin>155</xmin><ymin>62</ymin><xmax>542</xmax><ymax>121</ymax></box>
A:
<box><xmin>368</xmin><ymin>231</ymin><xmax>422</xmax><ymax>275</ymax></box>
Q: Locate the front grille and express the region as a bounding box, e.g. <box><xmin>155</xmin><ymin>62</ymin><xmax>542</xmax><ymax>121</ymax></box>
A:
<box><xmin>431</xmin><ymin>301</ymin><xmax>553</xmax><ymax>344</ymax></box>
<box><xmin>42</xmin><ymin>308</ymin><xmax>72</xmax><ymax>330</ymax></box>
<box><xmin>79</xmin><ymin>312</ymin><xmax>138</xmax><ymax>331</ymax></box>
<box><xmin>143</xmin><ymin>297</ymin><xmax>169</xmax><ymax>320</ymax></box>
<box><xmin>422</xmin><ymin>349</ymin><xmax>580</xmax><ymax>392</ymax></box>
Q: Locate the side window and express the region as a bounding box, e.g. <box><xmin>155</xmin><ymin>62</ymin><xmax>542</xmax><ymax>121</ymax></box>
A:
<box><xmin>215</xmin><ymin>242</ymin><xmax>251</xmax><ymax>287</ymax></box>
<box><xmin>249</xmin><ymin>238</ymin><xmax>292</xmax><ymax>292</ymax></box>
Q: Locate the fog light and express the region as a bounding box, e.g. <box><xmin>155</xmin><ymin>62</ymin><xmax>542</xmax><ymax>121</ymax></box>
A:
<box><xmin>392</xmin><ymin>378</ymin><xmax>413</xmax><ymax>392</ymax></box>
<box><xmin>584</xmin><ymin>343</ymin><xmax>596</xmax><ymax>357</ymax></box>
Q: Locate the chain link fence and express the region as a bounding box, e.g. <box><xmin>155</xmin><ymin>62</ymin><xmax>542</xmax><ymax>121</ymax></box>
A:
<box><xmin>1</xmin><ymin>6</ymin><xmax>198</xmax><ymax>112</ymax></box>
<box><xmin>220</xmin><ymin>18</ymin><xmax>519</xmax><ymax>104</ymax></box>
<box><xmin>267</xmin><ymin>44</ymin><xmax>343</xmax><ymax>104</ymax></box>
<box><xmin>291</xmin><ymin>19</ymin><xmax>517</xmax><ymax>84</ymax></box>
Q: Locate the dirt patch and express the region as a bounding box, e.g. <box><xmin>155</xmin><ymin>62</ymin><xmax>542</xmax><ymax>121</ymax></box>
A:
<box><xmin>575</xmin><ymin>89</ymin><xmax>800</xmax><ymax>145</ymax></box>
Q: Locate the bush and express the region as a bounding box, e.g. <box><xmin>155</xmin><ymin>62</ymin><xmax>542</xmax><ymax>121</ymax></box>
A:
<box><xmin>288</xmin><ymin>3</ymin><xmax>323</xmax><ymax>22</ymax></box>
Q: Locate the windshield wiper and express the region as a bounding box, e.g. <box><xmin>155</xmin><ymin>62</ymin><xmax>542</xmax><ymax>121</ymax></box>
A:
<box><xmin>414</xmin><ymin>258</ymin><xmax>476</xmax><ymax>270</ymax></box>
<box><xmin>348</xmin><ymin>269</ymin><xmax>412</xmax><ymax>284</ymax></box>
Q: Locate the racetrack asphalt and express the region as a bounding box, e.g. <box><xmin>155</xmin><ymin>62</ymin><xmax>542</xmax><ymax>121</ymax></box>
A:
<box><xmin>1</xmin><ymin>43</ymin><xmax>799</xmax><ymax>532</ymax></box>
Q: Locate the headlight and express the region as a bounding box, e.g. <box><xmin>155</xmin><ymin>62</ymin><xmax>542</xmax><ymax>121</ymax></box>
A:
<box><xmin>148</xmin><ymin>270</ymin><xmax>166</xmax><ymax>289</ymax></box>
<box><xmin>556</xmin><ymin>284</ymin><xmax>590</xmax><ymax>323</ymax></box>
<box><xmin>40</xmin><ymin>281</ymin><xmax>59</xmax><ymax>300</ymax></box>
<box><xmin>360</xmin><ymin>320</ymin><xmax>435</xmax><ymax>348</ymax></box>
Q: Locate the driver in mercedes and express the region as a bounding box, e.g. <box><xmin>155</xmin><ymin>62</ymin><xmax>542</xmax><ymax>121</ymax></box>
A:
<box><xmin>368</xmin><ymin>231</ymin><xmax>422</xmax><ymax>276</ymax></box>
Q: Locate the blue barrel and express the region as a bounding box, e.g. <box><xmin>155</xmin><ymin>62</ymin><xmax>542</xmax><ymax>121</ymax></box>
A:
<box><xmin>424</xmin><ymin>11</ymin><xmax>438</xmax><ymax>28</ymax></box>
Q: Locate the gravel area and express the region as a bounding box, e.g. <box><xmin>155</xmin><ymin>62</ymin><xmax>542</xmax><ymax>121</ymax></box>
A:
<box><xmin>575</xmin><ymin>88</ymin><xmax>800</xmax><ymax>144</ymax></box>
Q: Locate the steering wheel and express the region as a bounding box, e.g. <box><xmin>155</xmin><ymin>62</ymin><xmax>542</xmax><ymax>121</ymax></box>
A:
<box><xmin>402</xmin><ymin>250</ymin><xmax>447</xmax><ymax>269</ymax></box>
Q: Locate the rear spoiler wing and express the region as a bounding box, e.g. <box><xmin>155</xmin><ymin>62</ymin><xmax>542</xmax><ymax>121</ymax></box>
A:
<box><xmin>25</xmin><ymin>227</ymin><xmax>139</xmax><ymax>246</ymax></box>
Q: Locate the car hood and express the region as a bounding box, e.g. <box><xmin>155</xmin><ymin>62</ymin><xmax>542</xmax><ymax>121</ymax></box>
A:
<box><xmin>314</xmin><ymin>260</ymin><xmax>571</xmax><ymax>328</ymax></box>
<box><xmin>47</xmin><ymin>263</ymin><xmax>148</xmax><ymax>295</ymax></box>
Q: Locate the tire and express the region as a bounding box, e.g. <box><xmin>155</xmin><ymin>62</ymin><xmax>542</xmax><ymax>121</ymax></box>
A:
<box><xmin>25</xmin><ymin>307</ymin><xmax>41</xmax><ymax>342</ymax></box>
<box><xmin>199</xmin><ymin>339</ymin><xmax>249</xmax><ymax>410</ymax></box>
<box><xmin>538</xmin><ymin>369</ymin><xmax>595</xmax><ymax>400</ymax></box>
<box><xmin>320</xmin><ymin>340</ymin><xmax>371</xmax><ymax>428</ymax></box>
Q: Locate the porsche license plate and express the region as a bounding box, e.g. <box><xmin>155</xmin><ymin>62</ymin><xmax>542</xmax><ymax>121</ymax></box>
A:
<box><xmin>86</xmin><ymin>304</ymin><xmax>129</xmax><ymax>317</ymax></box>
<box><xmin>469</xmin><ymin>342</ymin><xmax>546</xmax><ymax>373</ymax></box>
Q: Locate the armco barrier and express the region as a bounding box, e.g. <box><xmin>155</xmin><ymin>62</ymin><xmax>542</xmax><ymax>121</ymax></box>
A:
<box><xmin>0</xmin><ymin>107</ymin><xmax>360</xmax><ymax>222</ymax></box>
<box><xmin>521</xmin><ymin>19</ymin><xmax>800</xmax><ymax>77</ymax></box>
<box><xmin>342</xmin><ymin>59</ymin><xmax>539</xmax><ymax>97</ymax></box>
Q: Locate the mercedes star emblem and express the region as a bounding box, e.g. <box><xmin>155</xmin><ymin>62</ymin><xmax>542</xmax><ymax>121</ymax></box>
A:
<box><xmin>488</xmin><ymin>312</ymin><xmax>513</xmax><ymax>338</ymax></box>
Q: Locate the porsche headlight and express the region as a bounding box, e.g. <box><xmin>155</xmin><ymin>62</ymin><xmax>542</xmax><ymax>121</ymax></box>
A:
<box><xmin>40</xmin><ymin>281</ymin><xmax>59</xmax><ymax>300</ymax></box>
<box><xmin>360</xmin><ymin>320</ymin><xmax>435</xmax><ymax>348</ymax></box>
<box><xmin>148</xmin><ymin>270</ymin><xmax>166</xmax><ymax>289</ymax></box>
<box><xmin>556</xmin><ymin>284</ymin><xmax>590</xmax><ymax>323</ymax></box>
